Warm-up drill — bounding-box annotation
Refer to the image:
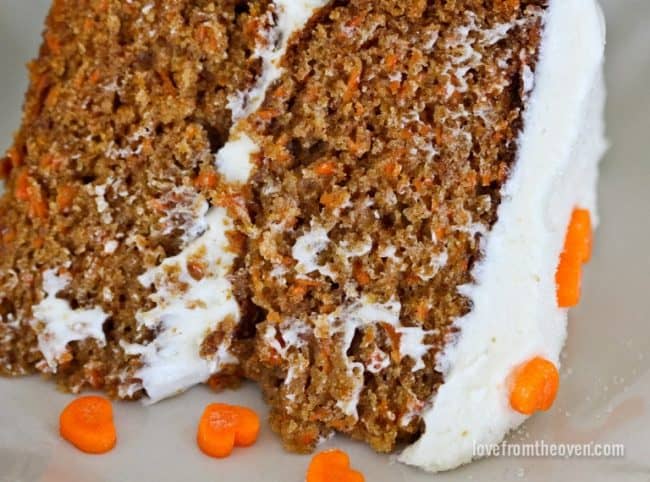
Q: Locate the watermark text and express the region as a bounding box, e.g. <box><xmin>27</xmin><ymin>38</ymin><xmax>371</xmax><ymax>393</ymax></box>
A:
<box><xmin>473</xmin><ymin>440</ymin><xmax>625</xmax><ymax>458</ymax></box>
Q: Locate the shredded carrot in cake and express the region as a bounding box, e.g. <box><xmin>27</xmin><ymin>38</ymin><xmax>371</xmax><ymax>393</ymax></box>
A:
<box><xmin>290</xmin><ymin>278</ymin><xmax>321</xmax><ymax>299</ymax></box>
<box><xmin>342</xmin><ymin>65</ymin><xmax>362</xmax><ymax>103</ymax></box>
<box><xmin>353</xmin><ymin>261</ymin><xmax>371</xmax><ymax>286</ymax></box>
<box><xmin>39</xmin><ymin>153</ymin><xmax>62</xmax><ymax>169</ymax></box>
<box><xmin>32</xmin><ymin>236</ymin><xmax>45</xmax><ymax>249</ymax></box>
<box><xmin>45</xmin><ymin>32</ymin><xmax>62</xmax><ymax>55</ymax></box>
<box><xmin>1</xmin><ymin>227</ymin><xmax>16</xmax><ymax>245</ymax></box>
<box><xmin>197</xmin><ymin>403</ymin><xmax>260</xmax><ymax>458</ymax></box>
<box><xmin>195</xmin><ymin>24</ymin><xmax>219</xmax><ymax>53</ymax></box>
<box><xmin>256</xmin><ymin>109</ymin><xmax>279</xmax><ymax>121</ymax></box>
<box><xmin>320</xmin><ymin>191</ymin><xmax>347</xmax><ymax>209</ymax></box>
<box><xmin>59</xmin><ymin>396</ymin><xmax>117</xmax><ymax>454</ymax></box>
<box><xmin>509</xmin><ymin>357</ymin><xmax>559</xmax><ymax>415</ymax></box>
<box><xmin>315</xmin><ymin>161</ymin><xmax>337</xmax><ymax>176</ymax></box>
<box><xmin>28</xmin><ymin>185</ymin><xmax>48</xmax><ymax>220</ymax></box>
<box><xmin>14</xmin><ymin>170</ymin><xmax>31</xmax><ymax>201</ymax></box>
<box><xmin>306</xmin><ymin>449</ymin><xmax>365</xmax><ymax>482</ymax></box>
<box><xmin>88</xmin><ymin>69</ymin><xmax>102</xmax><ymax>85</ymax></box>
<box><xmin>384</xmin><ymin>53</ymin><xmax>398</xmax><ymax>71</ymax></box>
<box><xmin>56</xmin><ymin>184</ymin><xmax>76</xmax><ymax>211</ymax></box>
<box><xmin>382</xmin><ymin>160</ymin><xmax>402</xmax><ymax>179</ymax></box>
<box><xmin>194</xmin><ymin>169</ymin><xmax>219</xmax><ymax>190</ymax></box>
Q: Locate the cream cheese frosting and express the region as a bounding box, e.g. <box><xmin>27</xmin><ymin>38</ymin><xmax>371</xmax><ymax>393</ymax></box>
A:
<box><xmin>122</xmin><ymin>208</ymin><xmax>239</xmax><ymax>404</ymax></box>
<box><xmin>399</xmin><ymin>0</ymin><xmax>607</xmax><ymax>472</ymax></box>
<box><xmin>31</xmin><ymin>269</ymin><xmax>109</xmax><ymax>371</ymax></box>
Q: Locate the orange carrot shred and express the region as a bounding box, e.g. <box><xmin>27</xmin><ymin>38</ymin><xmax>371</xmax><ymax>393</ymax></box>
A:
<box><xmin>29</xmin><ymin>190</ymin><xmax>48</xmax><ymax>220</ymax></box>
<box><xmin>384</xmin><ymin>54</ymin><xmax>398</xmax><ymax>71</ymax></box>
<box><xmin>290</xmin><ymin>279</ymin><xmax>314</xmax><ymax>299</ymax></box>
<box><xmin>195</xmin><ymin>24</ymin><xmax>219</xmax><ymax>52</ymax></box>
<box><xmin>56</xmin><ymin>185</ymin><xmax>76</xmax><ymax>211</ymax></box>
<box><xmin>59</xmin><ymin>396</ymin><xmax>117</xmax><ymax>454</ymax></box>
<box><xmin>194</xmin><ymin>169</ymin><xmax>219</xmax><ymax>190</ymax></box>
<box><xmin>315</xmin><ymin>161</ymin><xmax>337</xmax><ymax>176</ymax></box>
<box><xmin>272</xmin><ymin>85</ymin><xmax>288</xmax><ymax>99</ymax></box>
<box><xmin>415</xmin><ymin>300</ymin><xmax>430</xmax><ymax>322</ymax></box>
<box><xmin>14</xmin><ymin>170</ymin><xmax>31</xmax><ymax>201</ymax></box>
<box><xmin>509</xmin><ymin>357</ymin><xmax>560</xmax><ymax>415</ymax></box>
<box><xmin>382</xmin><ymin>160</ymin><xmax>402</xmax><ymax>179</ymax></box>
<box><xmin>343</xmin><ymin>65</ymin><xmax>362</xmax><ymax>103</ymax></box>
<box><xmin>306</xmin><ymin>449</ymin><xmax>365</xmax><ymax>482</ymax></box>
<box><xmin>347</xmin><ymin>15</ymin><xmax>364</xmax><ymax>29</ymax></box>
<box><xmin>89</xmin><ymin>69</ymin><xmax>102</xmax><ymax>85</ymax></box>
<box><xmin>32</xmin><ymin>236</ymin><xmax>45</xmax><ymax>249</ymax></box>
<box><xmin>83</xmin><ymin>17</ymin><xmax>94</xmax><ymax>33</ymax></box>
<box><xmin>2</xmin><ymin>227</ymin><xmax>16</xmax><ymax>245</ymax></box>
<box><xmin>353</xmin><ymin>262</ymin><xmax>371</xmax><ymax>286</ymax></box>
<box><xmin>45</xmin><ymin>32</ymin><xmax>61</xmax><ymax>55</ymax></box>
<box><xmin>197</xmin><ymin>403</ymin><xmax>260</xmax><ymax>458</ymax></box>
<box><xmin>256</xmin><ymin>109</ymin><xmax>278</xmax><ymax>121</ymax></box>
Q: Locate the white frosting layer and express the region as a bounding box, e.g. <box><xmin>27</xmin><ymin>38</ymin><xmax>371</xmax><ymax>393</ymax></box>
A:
<box><xmin>31</xmin><ymin>270</ymin><xmax>109</xmax><ymax>371</ymax></box>
<box><xmin>125</xmin><ymin>208</ymin><xmax>239</xmax><ymax>403</ymax></box>
<box><xmin>399</xmin><ymin>0</ymin><xmax>606</xmax><ymax>472</ymax></box>
<box><xmin>292</xmin><ymin>223</ymin><xmax>336</xmax><ymax>279</ymax></box>
<box><xmin>215</xmin><ymin>133</ymin><xmax>260</xmax><ymax>184</ymax></box>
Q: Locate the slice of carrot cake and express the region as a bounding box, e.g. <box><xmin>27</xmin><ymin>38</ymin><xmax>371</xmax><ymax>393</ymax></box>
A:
<box><xmin>239</xmin><ymin>0</ymin><xmax>606</xmax><ymax>472</ymax></box>
<box><xmin>0</xmin><ymin>0</ymin><xmax>606</xmax><ymax>473</ymax></box>
<box><xmin>0</xmin><ymin>0</ymin><xmax>273</xmax><ymax>401</ymax></box>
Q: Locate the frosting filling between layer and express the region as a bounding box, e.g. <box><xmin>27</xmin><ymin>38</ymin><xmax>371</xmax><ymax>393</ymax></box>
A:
<box><xmin>122</xmin><ymin>208</ymin><xmax>239</xmax><ymax>404</ymax></box>
<box><xmin>31</xmin><ymin>269</ymin><xmax>109</xmax><ymax>371</ymax></box>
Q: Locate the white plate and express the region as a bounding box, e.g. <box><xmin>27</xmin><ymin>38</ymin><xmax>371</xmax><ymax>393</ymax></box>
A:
<box><xmin>1</xmin><ymin>1</ymin><xmax>649</xmax><ymax>481</ymax></box>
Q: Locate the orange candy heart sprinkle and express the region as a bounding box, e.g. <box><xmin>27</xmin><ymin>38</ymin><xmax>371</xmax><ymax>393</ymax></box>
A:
<box><xmin>197</xmin><ymin>403</ymin><xmax>260</xmax><ymax>458</ymax></box>
<box><xmin>306</xmin><ymin>449</ymin><xmax>365</xmax><ymax>482</ymax></box>
<box><xmin>509</xmin><ymin>357</ymin><xmax>560</xmax><ymax>415</ymax></box>
<box><xmin>59</xmin><ymin>396</ymin><xmax>117</xmax><ymax>454</ymax></box>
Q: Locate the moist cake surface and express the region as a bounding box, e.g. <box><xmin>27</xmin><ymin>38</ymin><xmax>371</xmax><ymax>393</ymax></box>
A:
<box><xmin>0</xmin><ymin>0</ymin><xmax>606</xmax><ymax>473</ymax></box>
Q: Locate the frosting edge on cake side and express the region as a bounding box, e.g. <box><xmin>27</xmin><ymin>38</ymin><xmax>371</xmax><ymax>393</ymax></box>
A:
<box><xmin>399</xmin><ymin>0</ymin><xmax>607</xmax><ymax>472</ymax></box>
